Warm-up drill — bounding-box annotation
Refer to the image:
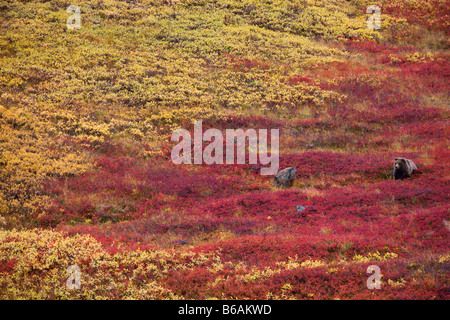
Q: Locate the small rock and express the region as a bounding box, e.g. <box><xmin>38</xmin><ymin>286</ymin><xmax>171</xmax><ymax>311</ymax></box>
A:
<box><xmin>297</xmin><ymin>205</ymin><xmax>307</xmax><ymax>213</ymax></box>
<box><xmin>172</xmin><ymin>240</ymin><xmax>188</xmax><ymax>246</ymax></box>
<box><xmin>274</xmin><ymin>167</ymin><xmax>297</xmax><ymax>188</ymax></box>
<box><xmin>414</xmin><ymin>189</ymin><xmax>432</xmax><ymax>196</ymax></box>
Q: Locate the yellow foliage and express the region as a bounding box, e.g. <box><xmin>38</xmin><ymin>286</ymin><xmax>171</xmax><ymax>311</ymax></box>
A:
<box><xmin>352</xmin><ymin>251</ymin><xmax>398</xmax><ymax>263</ymax></box>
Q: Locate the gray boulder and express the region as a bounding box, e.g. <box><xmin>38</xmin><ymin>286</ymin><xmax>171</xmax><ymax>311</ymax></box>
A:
<box><xmin>274</xmin><ymin>167</ymin><xmax>297</xmax><ymax>188</ymax></box>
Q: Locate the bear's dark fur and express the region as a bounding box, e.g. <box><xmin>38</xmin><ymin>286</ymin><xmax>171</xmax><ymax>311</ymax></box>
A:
<box><xmin>394</xmin><ymin>158</ymin><xmax>417</xmax><ymax>180</ymax></box>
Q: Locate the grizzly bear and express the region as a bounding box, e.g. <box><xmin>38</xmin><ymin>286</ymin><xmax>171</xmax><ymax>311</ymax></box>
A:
<box><xmin>393</xmin><ymin>158</ymin><xmax>417</xmax><ymax>180</ymax></box>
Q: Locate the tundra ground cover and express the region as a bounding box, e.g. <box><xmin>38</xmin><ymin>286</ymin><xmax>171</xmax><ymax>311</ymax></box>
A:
<box><xmin>0</xmin><ymin>0</ymin><xmax>448</xmax><ymax>299</ymax></box>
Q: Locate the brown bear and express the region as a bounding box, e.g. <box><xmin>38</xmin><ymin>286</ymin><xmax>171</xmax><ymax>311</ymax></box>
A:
<box><xmin>393</xmin><ymin>158</ymin><xmax>417</xmax><ymax>180</ymax></box>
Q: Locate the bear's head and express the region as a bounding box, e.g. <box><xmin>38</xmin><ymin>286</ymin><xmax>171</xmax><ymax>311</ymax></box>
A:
<box><xmin>394</xmin><ymin>158</ymin><xmax>407</xmax><ymax>170</ymax></box>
